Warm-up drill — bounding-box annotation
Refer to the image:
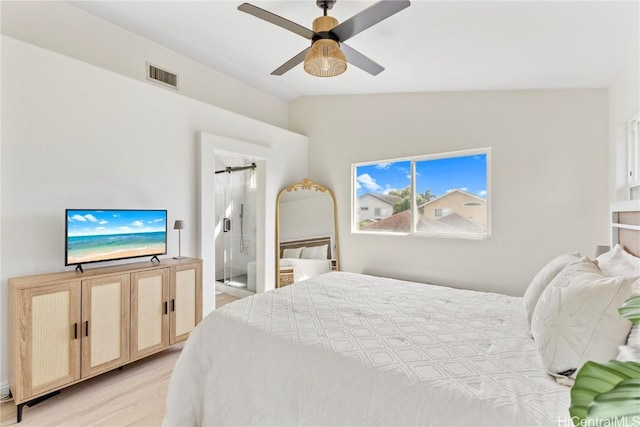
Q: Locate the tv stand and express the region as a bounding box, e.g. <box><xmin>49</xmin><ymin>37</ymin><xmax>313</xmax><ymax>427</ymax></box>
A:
<box><xmin>75</xmin><ymin>264</ymin><xmax>84</xmax><ymax>273</ymax></box>
<box><xmin>150</xmin><ymin>255</ymin><xmax>160</xmax><ymax>263</ymax></box>
<box><xmin>7</xmin><ymin>258</ymin><xmax>203</xmax><ymax>423</ymax></box>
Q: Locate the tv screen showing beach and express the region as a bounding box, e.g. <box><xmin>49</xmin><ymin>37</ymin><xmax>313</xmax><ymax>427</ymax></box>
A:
<box><xmin>66</xmin><ymin>209</ymin><xmax>167</xmax><ymax>265</ymax></box>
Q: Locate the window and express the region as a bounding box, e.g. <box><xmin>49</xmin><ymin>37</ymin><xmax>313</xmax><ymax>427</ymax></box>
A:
<box><xmin>352</xmin><ymin>148</ymin><xmax>490</xmax><ymax>238</ymax></box>
<box><xmin>434</xmin><ymin>208</ymin><xmax>450</xmax><ymax>217</ymax></box>
<box><xmin>374</xmin><ymin>207</ymin><xmax>388</xmax><ymax>217</ymax></box>
<box><xmin>361</xmin><ymin>207</ymin><xmax>369</xmax><ymax>211</ymax></box>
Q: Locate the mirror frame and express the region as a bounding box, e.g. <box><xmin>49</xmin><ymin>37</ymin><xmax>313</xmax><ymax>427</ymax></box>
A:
<box><xmin>275</xmin><ymin>178</ymin><xmax>339</xmax><ymax>288</ymax></box>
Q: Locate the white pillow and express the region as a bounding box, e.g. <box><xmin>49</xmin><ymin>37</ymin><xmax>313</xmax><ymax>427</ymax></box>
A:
<box><xmin>616</xmin><ymin>345</ymin><xmax>640</xmax><ymax>362</ymax></box>
<box><xmin>617</xmin><ymin>318</ymin><xmax>640</xmax><ymax>362</ymax></box>
<box><xmin>282</xmin><ymin>247</ymin><xmax>303</xmax><ymax>259</ymax></box>
<box><xmin>301</xmin><ymin>244</ymin><xmax>328</xmax><ymax>260</ymax></box>
<box><xmin>627</xmin><ymin>322</ymin><xmax>640</xmax><ymax>346</ymax></box>
<box><xmin>596</xmin><ymin>244</ymin><xmax>640</xmax><ymax>278</ymax></box>
<box><xmin>531</xmin><ymin>257</ymin><xmax>633</xmax><ymax>376</ymax></box>
<box><xmin>617</xmin><ymin>299</ymin><xmax>640</xmax><ymax>362</ymax></box>
<box><xmin>523</xmin><ymin>252</ymin><xmax>580</xmax><ymax>329</ymax></box>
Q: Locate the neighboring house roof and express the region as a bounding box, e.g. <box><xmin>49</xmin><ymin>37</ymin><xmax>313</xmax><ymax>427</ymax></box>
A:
<box><xmin>418</xmin><ymin>189</ymin><xmax>486</xmax><ymax>208</ymax></box>
<box><xmin>362</xmin><ymin>210</ymin><xmax>412</xmax><ymax>232</ymax></box>
<box><xmin>361</xmin><ymin>211</ymin><xmax>485</xmax><ymax>234</ymax></box>
<box><xmin>360</xmin><ymin>193</ymin><xmax>403</xmax><ymax>206</ymax></box>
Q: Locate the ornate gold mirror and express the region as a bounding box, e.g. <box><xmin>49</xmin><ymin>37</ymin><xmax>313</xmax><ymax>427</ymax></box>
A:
<box><xmin>276</xmin><ymin>178</ymin><xmax>339</xmax><ymax>288</ymax></box>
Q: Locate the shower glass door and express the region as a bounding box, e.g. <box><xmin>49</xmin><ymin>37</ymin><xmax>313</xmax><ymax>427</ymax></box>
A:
<box><xmin>215</xmin><ymin>163</ymin><xmax>257</xmax><ymax>292</ymax></box>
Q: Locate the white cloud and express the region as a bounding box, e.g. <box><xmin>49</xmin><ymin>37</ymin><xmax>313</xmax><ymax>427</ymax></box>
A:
<box><xmin>148</xmin><ymin>218</ymin><xmax>164</xmax><ymax>223</ymax></box>
<box><xmin>383</xmin><ymin>188</ymin><xmax>400</xmax><ymax>195</ymax></box>
<box><xmin>356</xmin><ymin>173</ymin><xmax>383</xmax><ymax>193</ymax></box>
<box><xmin>99</xmin><ymin>220</ymin><xmax>108</xmax><ymax>225</ymax></box>
<box><xmin>477</xmin><ymin>190</ymin><xmax>487</xmax><ymax>197</ymax></box>
<box><xmin>70</xmin><ymin>214</ymin><xmax>86</xmax><ymax>222</ymax></box>
<box><xmin>375</xmin><ymin>163</ymin><xmax>391</xmax><ymax>169</ymax></box>
<box><xmin>84</xmin><ymin>214</ymin><xmax>98</xmax><ymax>223</ymax></box>
<box><xmin>119</xmin><ymin>226</ymin><xmax>132</xmax><ymax>232</ymax></box>
<box><xmin>96</xmin><ymin>226</ymin><xmax>105</xmax><ymax>231</ymax></box>
<box><xmin>131</xmin><ymin>220</ymin><xmax>144</xmax><ymax>227</ymax></box>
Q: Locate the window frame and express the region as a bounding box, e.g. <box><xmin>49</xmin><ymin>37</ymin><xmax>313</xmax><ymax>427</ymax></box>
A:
<box><xmin>352</xmin><ymin>147</ymin><xmax>491</xmax><ymax>239</ymax></box>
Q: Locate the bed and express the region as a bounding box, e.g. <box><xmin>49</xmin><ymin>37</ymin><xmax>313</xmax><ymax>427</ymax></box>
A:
<box><xmin>164</xmin><ymin>202</ymin><xmax>639</xmax><ymax>426</ymax></box>
<box><xmin>279</xmin><ymin>236</ymin><xmax>334</xmax><ymax>287</ymax></box>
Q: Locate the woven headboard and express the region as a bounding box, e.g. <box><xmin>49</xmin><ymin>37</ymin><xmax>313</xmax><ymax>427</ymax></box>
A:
<box><xmin>280</xmin><ymin>236</ymin><xmax>332</xmax><ymax>259</ymax></box>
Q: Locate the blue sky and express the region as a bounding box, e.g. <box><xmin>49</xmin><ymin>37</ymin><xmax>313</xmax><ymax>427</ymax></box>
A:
<box><xmin>355</xmin><ymin>154</ymin><xmax>487</xmax><ymax>199</ymax></box>
<box><xmin>67</xmin><ymin>210</ymin><xmax>167</xmax><ymax>237</ymax></box>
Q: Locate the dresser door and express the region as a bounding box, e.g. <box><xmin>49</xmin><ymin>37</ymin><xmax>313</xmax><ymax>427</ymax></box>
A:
<box><xmin>170</xmin><ymin>262</ymin><xmax>202</xmax><ymax>344</ymax></box>
<box><xmin>131</xmin><ymin>268</ymin><xmax>169</xmax><ymax>360</ymax></box>
<box><xmin>19</xmin><ymin>282</ymin><xmax>81</xmax><ymax>400</ymax></box>
<box><xmin>81</xmin><ymin>274</ymin><xmax>130</xmax><ymax>378</ymax></box>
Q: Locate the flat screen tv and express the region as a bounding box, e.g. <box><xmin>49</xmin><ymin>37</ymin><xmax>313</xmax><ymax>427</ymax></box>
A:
<box><xmin>65</xmin><ymin>209</ymin><xmax>167</xmax><ymax>269</ymax></box>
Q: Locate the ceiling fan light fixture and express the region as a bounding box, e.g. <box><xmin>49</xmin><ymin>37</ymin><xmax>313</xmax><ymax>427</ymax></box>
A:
<box><xmin>304</xmin><ymin>39</ymin><xmax>347</xmax><ymax>77</ymax></box>
<box><xmin>304</xmin><ymin>15</ymin><xmax>346</xmax><ymax>77</ymax></box>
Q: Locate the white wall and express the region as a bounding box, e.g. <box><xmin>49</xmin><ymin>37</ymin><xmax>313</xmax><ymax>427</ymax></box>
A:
<box><xmin>608</xmin><ymin>41</ymin><xmax>640</xmax><ymax>202</ymax></box>
<box><xmin>0</xmin><ymin>0</ymin><xmax>288</xmax><ymax>129</ymax></box>
<box><xmin>0</xmin><ymin>36</ymin><xmax>306</xmax><ymax>392</ymax></box>
<box><xmin>289</xmin><ymin>89</ymin><xmax>610</xmax><ymax>296</ymax></box>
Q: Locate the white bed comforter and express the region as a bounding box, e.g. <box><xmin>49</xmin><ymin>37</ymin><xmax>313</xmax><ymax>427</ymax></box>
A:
<box><xmin>164</xmin><ymin>272</ymin><xmax>570</xmax><ymax>426</ymax></box>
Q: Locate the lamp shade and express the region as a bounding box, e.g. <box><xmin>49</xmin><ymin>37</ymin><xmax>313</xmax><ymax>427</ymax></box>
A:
<box><xmin>304</xmin><ymin>39</ymin><xmax>347</xmax><ymax>77</ymax></box>
<box><xmin>304</xmin><ymin>15</ymin><xmax>347</xmax><ymax>78</ymax></box>
<box><xmin>173</xmin><ymin>220</ymin><xmax>185</xmax><ymax>230</ymax></box>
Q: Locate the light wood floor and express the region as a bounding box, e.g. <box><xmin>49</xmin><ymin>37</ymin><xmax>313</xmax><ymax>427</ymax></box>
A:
<box><xmin>1</xmin><ymin>293</ymin><xmax>241</xmax><ymax>426</ymax></box>
<box><xmin>215</xmin><ymin>292</ymin><xmax>240</xmax><ymax>308</ymax></box>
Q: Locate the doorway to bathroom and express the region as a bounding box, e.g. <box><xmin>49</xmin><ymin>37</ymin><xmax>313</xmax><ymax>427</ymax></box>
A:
<box><xmin>214</xmin><ymin>155</ymin><xmax>257</xmax><ymax>295</ymax></box>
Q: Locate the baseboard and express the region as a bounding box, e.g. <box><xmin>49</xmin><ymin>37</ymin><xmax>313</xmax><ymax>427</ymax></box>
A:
<box><xmin>1</xmin><ymin>380</ymin><xmax>9</xmax><ymax>398</ymax></box>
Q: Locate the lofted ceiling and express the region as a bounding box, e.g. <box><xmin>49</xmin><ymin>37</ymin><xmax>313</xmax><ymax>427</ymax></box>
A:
<box><xmin>65</xmin><ymin>1</ymin><xmax>638</xmax><ymax>102</ymax></box>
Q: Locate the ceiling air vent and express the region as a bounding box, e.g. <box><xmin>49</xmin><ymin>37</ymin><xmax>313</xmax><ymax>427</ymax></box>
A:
<box><xmin>146</xmin><ymin>62</ymin><xmax>179</xmax><ymax>90</ymax></box>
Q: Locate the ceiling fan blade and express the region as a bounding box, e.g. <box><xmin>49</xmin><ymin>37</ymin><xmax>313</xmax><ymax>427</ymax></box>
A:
<box><xmin>238</xmin><ymin>3</ymin><xmax>316</xmax><ymax>40</ymax></box>
<box><xmin>340</xmin><ymin>44</ymin><xmax>384</xmax><ymax>76</ymax></box>
<box><xmin>271</xmin><ymin>47</ymin><xmax>311</xmax><ymax>76</ymax></box>
<box><xmin>330</xmin><ymin>0</ymin><xmax>410</xmax><ymax>43</ymax></box>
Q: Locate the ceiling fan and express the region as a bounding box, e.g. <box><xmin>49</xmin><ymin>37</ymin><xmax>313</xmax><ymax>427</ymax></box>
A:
<box><xmin>238</xmin><ymin>0</ymin><xmax>411</xmax><ymax>77</ymax></box>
